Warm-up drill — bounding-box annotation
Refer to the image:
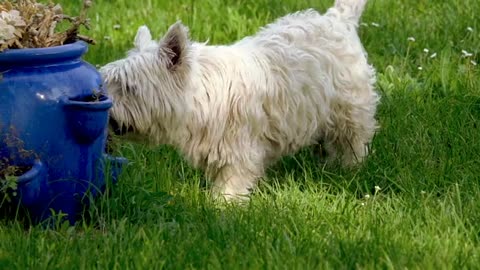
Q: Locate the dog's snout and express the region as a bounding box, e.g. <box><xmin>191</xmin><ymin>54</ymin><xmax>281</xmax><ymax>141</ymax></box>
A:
<box><xmin>109</xmin><ymin>117</ymin><xmax>132</xmax><ymax>135</ymax></box>
<box><xmin>109</xmin><ymin>117</ymin><xmax>120</xmax><ymax>135</ymax></box>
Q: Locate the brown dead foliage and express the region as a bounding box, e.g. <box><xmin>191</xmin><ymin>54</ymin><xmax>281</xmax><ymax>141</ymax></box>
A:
<box><xmin>0</xmin><ymin>0</ymin><xmax>95</xmax><ymax>52</ymax></box>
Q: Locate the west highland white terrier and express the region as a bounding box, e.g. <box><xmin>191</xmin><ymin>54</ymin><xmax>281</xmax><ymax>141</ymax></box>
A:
<box><xmin>101</xmin><ymin>0</ymin><xmax>380</xmax><ymax>201</ymax></box>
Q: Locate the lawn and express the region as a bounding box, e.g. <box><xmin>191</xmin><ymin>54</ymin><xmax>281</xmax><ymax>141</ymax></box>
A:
<box><xmin>1</xmin><ymin>0</ymin><xmax>480</xmax><ymax>269</ymax></box>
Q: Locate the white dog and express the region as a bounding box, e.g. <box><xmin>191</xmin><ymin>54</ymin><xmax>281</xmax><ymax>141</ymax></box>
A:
<box><xmin>101</xmin><ymin>0</ymin><xmax>379</xmax><ymax>201</ymax></box>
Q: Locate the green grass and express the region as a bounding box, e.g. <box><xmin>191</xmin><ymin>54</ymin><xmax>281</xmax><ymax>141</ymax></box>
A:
<box><xmin>1</xmin><ymin>0</ymin><xmax>480</xmax><ymax>269</ymax></box>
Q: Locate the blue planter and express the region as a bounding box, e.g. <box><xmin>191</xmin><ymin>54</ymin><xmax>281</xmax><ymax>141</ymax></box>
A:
<box><xmin>0</xmin><ymin>41</ymin><xmax>127</xmax><ymax>225</ymax></box>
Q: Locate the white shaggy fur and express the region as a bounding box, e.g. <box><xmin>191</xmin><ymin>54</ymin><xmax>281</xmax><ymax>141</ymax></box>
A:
<box><xmin>100</xmin><ymin>0</ymin><xmax>379</xmax><ymax>201</ymax></box>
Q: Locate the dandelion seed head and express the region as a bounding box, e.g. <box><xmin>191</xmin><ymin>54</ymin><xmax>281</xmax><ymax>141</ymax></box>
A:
<box><xmin>407</xmin><ymin>36</ymin><xmax>416</xmax><ymax>42</ymax></box>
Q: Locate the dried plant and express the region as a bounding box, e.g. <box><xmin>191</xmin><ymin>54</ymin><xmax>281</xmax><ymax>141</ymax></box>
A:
<box><xmin>0</xmin><ymin>0</ymin><xmax>95</xmax><ymax>52</ymax></box>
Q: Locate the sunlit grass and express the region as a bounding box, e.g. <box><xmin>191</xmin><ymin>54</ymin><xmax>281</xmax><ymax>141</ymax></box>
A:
<box><xmin>0</xmin><ymin>0</ymin><xmax>479</xmax><ymax>269</ymax></box>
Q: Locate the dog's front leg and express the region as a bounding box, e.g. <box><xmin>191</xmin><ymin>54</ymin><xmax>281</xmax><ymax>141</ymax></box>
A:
<box><xmin>210</xmin><ymin>164</ymin><xmax>259</xmax><ymax>202</ymax></box>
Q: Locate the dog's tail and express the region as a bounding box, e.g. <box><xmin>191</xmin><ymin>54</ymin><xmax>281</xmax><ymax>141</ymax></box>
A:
<box><xmin>333</xmin><ymin>0</ymin><xmax>368</xmax><ymax>24</ymax></box>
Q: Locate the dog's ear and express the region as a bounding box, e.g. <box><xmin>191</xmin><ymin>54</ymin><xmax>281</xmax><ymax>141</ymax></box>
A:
<box><xmin>159</xmin><ymin>21</ymin><xmax>190</xmax><ymax>69</ymax></box>
<box><xmin>134</xmin><ymin>25</ymin><xmax>153</xmax><ymax>50</ymax></box>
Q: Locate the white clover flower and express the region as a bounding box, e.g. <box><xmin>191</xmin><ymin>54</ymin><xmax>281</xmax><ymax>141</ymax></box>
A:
<box><xmin>104</xmin><ymin>35</ymin><xmax>111</xmax><ymax>40</ymax></box>
<box><xmin>113</xmin><ymin>24</ymin><xmax>121</xmax><ymax>30</ymax></box>
<box><xmin>407</xmin><ymin>36</ymin><xmax>416</xmax><ymax>42</ymax></box>
<box><xmin>360</xmin><ymin>22</ymin><xmax>368</xmax><ymax>27</ymax></box>
<box><xmin>418</xmin><ymin>66</ymin><xmax>423</xmax><ymax>70</ymax></box>
<box><xmin>471</xmin><ymin>60</ymin><xmax>477</xmax><ymax>66</ymax></box>
<box><xmin>423</xmin><ymin>48</ymin><xmax>429</xmax><ymax>54</ymax></box>
<box><xmin>467</xmin><ymin>27</ymin><xmax>473</xmax><ymax>32</ymax></box>
<box><xmin>374</xmin><ymin>186</ymin><xmax>381</xmax><ymax>192</ymax></box>
<box><xmin>361</xmin><ymin>202</ymin><xmax>365</xmax><ymax>206</ymax></box>
<box><xmin>371</xmin><ymin>22</ymin><xmax>380</xmax><ymax>27</ymax></box>
<box><xmin>430</xmin><ymin>52</ymin><xmax>437</xmax><ymax>59</ymax></box>
<box><xmin>462</xmin><ymin>50</ymin><xmax>473</xmax><ymax>57</ymax></box>
<box><xmin>364</xmin><ymin>194</ymin><xmax>370</xmax><ymax>199</ymax></box>
<box><xmin>420</xmin><ymin>190</ymin><xmax>426</xmax><ymax>195</ymax></box>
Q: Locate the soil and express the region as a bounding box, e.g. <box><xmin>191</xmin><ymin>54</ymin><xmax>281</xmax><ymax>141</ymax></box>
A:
<box><xmin>72</xmin><ymin>94</ymin><xmax>105</xmax><ymax>102</ymax></box>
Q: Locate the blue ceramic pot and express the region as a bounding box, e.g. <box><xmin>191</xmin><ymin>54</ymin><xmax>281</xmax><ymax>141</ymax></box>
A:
<box><xmin>0</xmin><ymin>41</ymin><xmax>127</xmax><ymax>224</ymax></box>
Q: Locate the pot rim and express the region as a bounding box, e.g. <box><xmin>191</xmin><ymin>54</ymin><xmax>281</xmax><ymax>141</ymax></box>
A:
<box><xmin>0</xmin><ymin>41</ymin><xmax>88</xmax><ymax>65</ymax></box>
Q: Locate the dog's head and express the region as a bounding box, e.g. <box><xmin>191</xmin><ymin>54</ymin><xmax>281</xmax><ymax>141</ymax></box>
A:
<box><xmin>100</xmin><ymin>22</ymin><xmax>192</xmax><ymax>143</ymax></box>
